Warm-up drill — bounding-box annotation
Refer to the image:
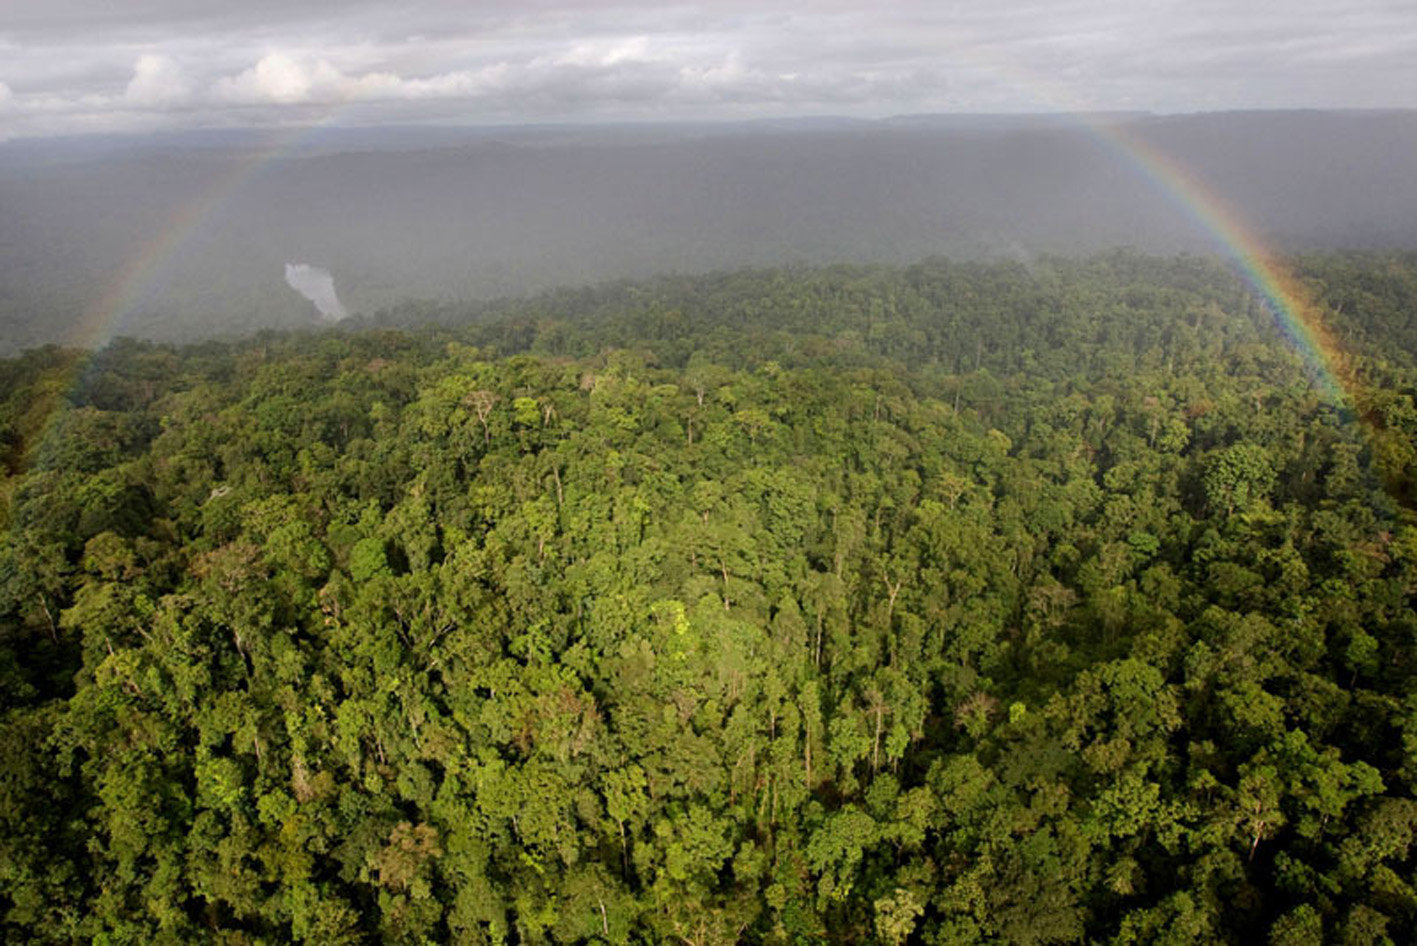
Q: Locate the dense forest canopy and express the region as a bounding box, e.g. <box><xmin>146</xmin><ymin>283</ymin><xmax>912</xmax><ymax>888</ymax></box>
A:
<box><xmin>2</xmin><ymin>251</ymin><xmax>1417</xmax><ymax>942</ymax></box>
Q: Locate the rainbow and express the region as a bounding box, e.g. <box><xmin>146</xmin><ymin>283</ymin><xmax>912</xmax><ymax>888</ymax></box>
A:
<box><xmin>62</xmin><ymin>125</ymin><xmax>318</xmax><ymax>352</ymax></box>
<box><xmin>22</xmin><ymin>123</ymin><xmax>342</xmax><ymax>467</ymax></box>
<box><xmin>926</xmin><ymin>28</ymin><xmax>1360</xmax><ymax>408</ymax></box>
<box><xmin>1095</xmin><ymin>120</ymin><xmax>1353</xmax><ymax>406</ymax></box>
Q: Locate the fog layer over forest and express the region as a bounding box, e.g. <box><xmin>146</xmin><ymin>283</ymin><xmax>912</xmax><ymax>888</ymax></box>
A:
<box><xmin>284</xmin><ymin>264</ymin><xmax>348</xmax><ymax>322</ymax></box>
<box><xmin>1</xmin><ymin>110</ymin><xmax>1414</xmax><ymax>352</ymax></box>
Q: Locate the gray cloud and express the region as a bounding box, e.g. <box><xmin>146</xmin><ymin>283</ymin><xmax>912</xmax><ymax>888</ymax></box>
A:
<box><xmin>1</xmin><ymin>1</ymin><xmax>1414</xmax><ymax>139</ymax></box>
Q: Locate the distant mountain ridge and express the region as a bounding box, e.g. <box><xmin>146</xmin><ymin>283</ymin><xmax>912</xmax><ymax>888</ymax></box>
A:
<box><xmin>1</xmin><ymin>109</ymin><xmax>1414</xmax><ymax>352</ymax></box>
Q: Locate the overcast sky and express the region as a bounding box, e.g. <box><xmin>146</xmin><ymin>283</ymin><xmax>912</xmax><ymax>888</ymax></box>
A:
<box><xmin>1</xmin><ymin>0</ymin><xmax>1414</xmax><ymax>139</ymax></box>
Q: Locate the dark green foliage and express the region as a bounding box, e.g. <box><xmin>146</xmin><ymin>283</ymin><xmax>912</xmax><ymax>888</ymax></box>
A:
<box><xmin>1</xmin><ymin>253</ymin><xmax>1415</xmax><ymax>943</ymax></box>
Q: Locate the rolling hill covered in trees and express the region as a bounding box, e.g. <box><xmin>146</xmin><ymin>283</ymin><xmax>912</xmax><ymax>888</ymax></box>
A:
<box><xmin>2</xmin><ymin>252</ymin><xmax>1417</xmax><ymax>942</ymax></box>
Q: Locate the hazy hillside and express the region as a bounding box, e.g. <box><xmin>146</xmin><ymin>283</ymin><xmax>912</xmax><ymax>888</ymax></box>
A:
<box><xmin>1</xmin><ymin>110</ymin><xmax>1415</xmax><ymax>352</ymax></box>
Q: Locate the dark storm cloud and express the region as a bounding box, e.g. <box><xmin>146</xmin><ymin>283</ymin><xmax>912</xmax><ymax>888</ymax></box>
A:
<box><xmin>0</xmin><ymin>1</ymin><xmax>1413</xmax><ymax>138</ymax></box>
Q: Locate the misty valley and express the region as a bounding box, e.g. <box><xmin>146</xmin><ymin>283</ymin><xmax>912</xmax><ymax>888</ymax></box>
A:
<box><xmin>3</xmin><ymin>112</ymin><xmax>1417</xmax><ymax>354</ymax></box>
<box><xmin>284</xmin><ymin>264</ymin><xmax>348</xmax><ymax>323</ymax></box>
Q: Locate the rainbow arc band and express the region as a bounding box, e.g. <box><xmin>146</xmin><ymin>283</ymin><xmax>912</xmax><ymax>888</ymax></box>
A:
<box><xmin>62</xmin><ymin>125</ymin><xmax>317</xmax><ymax>352</ymax></box>
<box><xmin>1103</xmin><ymin>122</ymin><xmax>1350</xmax><ymax>406</ymax></box>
